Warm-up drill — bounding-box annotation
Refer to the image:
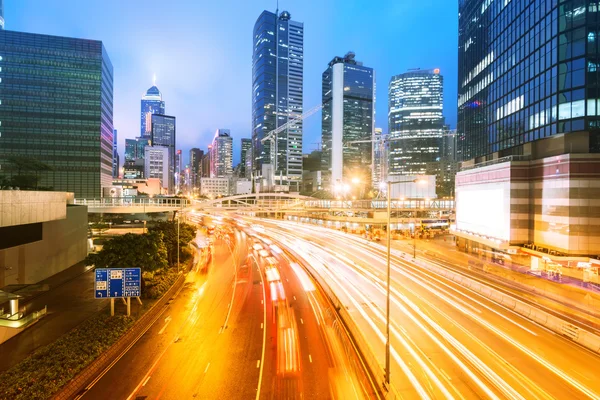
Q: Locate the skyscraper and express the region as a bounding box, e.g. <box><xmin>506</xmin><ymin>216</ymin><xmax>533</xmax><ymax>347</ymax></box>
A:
<box><xmin>141</xmin><ymin>82</ymin><xmax>165</xmax><ymax>138</ymax></box>
<box><xmin>321</xmin><ymin>52</ymin><xmax>375</xmax><ymax>192</ymax></box>
<box><xmin>210</xmin><ymin>129</ymin><xmax>233</xmax><ymax>178</ymax></box>
<box><xmin>112</xmin><ymin>129</ymin><xmax>120</xmax><ymax>178</ymax></box>
<box><xmin>201</xmin><ymin>148</ymin><xmax>211</xmax><ymax>178</ymax></box>
<box><xmin>0</xmin><ymin>0</ymin><xmax>5</xmax><ymax>30</ymax></box>
<box><xmin>189</xmin><ymin>148</ymin><xmax>204</xmax><ymax>192</ymax></box>
<box><xmin>455</xmin><ymin>0</ymin><xmax>600</xmax><ymax>257</ymax></box>
<box><xmin>240</xmin><ymin>138</ymin><xmax>252</xmax><ymax>177</ymax></box>
<box><xmin>388</xmin><ymin>69</ymin><xmax>444</xmax><ymax>176</ymax></box>
<box><xmin>144</xmin><ymin>146</ymin><xmax>169</xmax><ymax>192</ymax></box>
<box><xmin>0</xmin><ymin>30</ymin><xmax>113</xmax><ymax>198</ymax></box>
<box><xmin>252</xmin><ymin>10</ymin><xmax>304</xmax><ymax>191</ymax></box>
<box><xmin>150</xmin><ymin>114</ymin><xmax>176</xmax><ymax>193</ymax></box>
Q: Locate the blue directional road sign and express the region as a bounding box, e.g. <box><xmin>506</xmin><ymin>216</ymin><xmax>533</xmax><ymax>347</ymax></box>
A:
<box><xmin>95</xmin><ymin>268</ymin><xmax>141</xmax><ymax>298</ymax></box>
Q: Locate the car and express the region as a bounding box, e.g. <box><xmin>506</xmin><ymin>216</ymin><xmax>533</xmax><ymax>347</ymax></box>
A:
<box><xmin>124</xmin><ymin>220</ymin><xmax>132</xmax><ymax>224</ymax></box>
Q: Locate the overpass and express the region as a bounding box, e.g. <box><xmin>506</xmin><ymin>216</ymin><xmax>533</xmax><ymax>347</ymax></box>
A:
<box><xmin>77</xmin><ymin>193</ymin><xmax>455</xmax><ymax>216</ymax></box>
<box><xmin>74</xmin><ymin>197</ymin><xmax>189</xmax><ymax>213</ymax></box>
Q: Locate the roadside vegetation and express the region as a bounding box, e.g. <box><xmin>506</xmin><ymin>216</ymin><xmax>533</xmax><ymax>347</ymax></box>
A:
<box><xmin>0</xmin><ymin>218</ymin><xmax>198</xmax><ymax>400</ymax></box>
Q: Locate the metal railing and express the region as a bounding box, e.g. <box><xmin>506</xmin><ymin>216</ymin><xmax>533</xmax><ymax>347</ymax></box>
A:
<box><xmin>0</xmin><ymin>305</ymin><xmax>47</xmax><ymax>328</ymax></box>
<box><xmin>75</xmin><ymin>197</ymin><xmax>190</xmax><ymax>208</ymax></box>
<box><xmin>460</xmin><ymin>155</ymin><xmax>531</xmax><ymax>171</ymax></box>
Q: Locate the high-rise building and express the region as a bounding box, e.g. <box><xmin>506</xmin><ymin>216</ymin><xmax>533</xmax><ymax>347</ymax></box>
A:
<box><xmin>175</xmin><ymin>149</ymin><xmax>183</xmax><ymax>193</ymax></box>
<box><xmin>388</xmin><ymin>69</ymin><xmax>444</xmax><ymax>177</ymax></box>
<box><xmin>455</xmin><ymin>0</ymin><xmax>600</xmax><ymax>257</ymax></box>
<box><xmin>125</xmin><ymin>139</ymin><xmax>136</xmax><ymax>162</ymax></box>
<box><xmin>0</xmin><ymin>30</ymin><xmax>113</xmax><ymax>198</ymax></box>
<box><xmin>124</xmin><ymin>137</ymin><xmax>151</xmax><ymax>170</ymax></box>
<box><xmin>141</xmin><ymin>82</ymin><xmax>165</xmax><ymax>137</ymax></box>
<box><xmin>210</xmin><ymin>129</ymin><xmax>233</xmax><ymax>178</ymax></box>
<box><xmin>150</xmin><ymin>114</ymin><xmax>176</xmax><ymax>193</ymax></box>
<box><xmin>144</xmin><ymin>146</ymin><xmax>169</xmax><ymax>192</ymax></box>
<box><xmin>0</xmin><ymin>0</ymin><xmax>5</xmax><ymax>30</ymax></box>
<box><xmin>201</xmin><ymin>148</ymin><xmax>211</xmax><ymax>178</ymax></box>
<box><xmin>189</xmin><ymin>148</ymin><xmax>204</xmax><ymax>192</ymax></box>
<box><xmin>240</xmin><ymin>138</ymin><xmax>252</xmax><ymax>177</ymax></box>
<box><xmin>252</xmin><ymin>10</ymin><xmax>304</xmax><ymax>190</ymax></box>
<box><xmin>112</xmin><ymin>129</ymin><xmax>120</xmax><ymax>178</ymax></box>
<box><xmin>321</xmin><ymin>52</ymin><xmax>375</xmax><ymax>192</ymax></box>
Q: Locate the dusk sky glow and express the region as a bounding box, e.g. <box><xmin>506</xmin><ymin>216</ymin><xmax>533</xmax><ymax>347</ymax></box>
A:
<box><xmin>6</xmin><ymin>0</ymin><xmax>458</xmax><ymax>165</ymax></box>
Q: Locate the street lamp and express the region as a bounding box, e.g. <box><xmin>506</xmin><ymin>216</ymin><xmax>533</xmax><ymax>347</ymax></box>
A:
<box><xmin>384</xmin><ymin>178</ymin><xmax>425</xmax><ymax>387</ymax></box>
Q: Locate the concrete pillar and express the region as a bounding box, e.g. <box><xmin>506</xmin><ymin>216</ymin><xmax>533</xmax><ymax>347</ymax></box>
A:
<box><xmin>10</xmin><ymin>298</ymin><xmax>18</xmax><ymax>315</ymax></box>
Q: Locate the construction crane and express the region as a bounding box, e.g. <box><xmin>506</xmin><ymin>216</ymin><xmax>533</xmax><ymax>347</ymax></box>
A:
<box><xmin>259</xmin><ymin>104</ymin><xmax>323</xmax><ymax>188</ymax></box>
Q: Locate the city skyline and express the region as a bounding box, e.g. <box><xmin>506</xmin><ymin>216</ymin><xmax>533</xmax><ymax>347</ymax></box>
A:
<box><xmin>1</xmin><ymin>0</ymin><xmax>458</xmax><ymax>166</ymax></box>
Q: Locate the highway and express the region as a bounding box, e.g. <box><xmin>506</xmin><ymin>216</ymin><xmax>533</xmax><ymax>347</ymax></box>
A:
<box><xmin>251</xmin><ymin>219</ymin><xmax>600</xmax><ymax>399</ymax></box>
<box><xmin>79</xmin><ymin>226</ymin><xmax>375</xmax><ymax>400</ymax></box>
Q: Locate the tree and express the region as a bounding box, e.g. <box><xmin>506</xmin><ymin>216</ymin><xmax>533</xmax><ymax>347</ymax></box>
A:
<box><xmin>85</xmin><ymin>232</ymin><xmax>168</xmax><ymax>272</ymax></box>
<box><xmin>149</xmin><ymin>220</ymin><xmax>196</xmax><ymax>266</ymax></box>
<box><xmin>2</xmin><ymin>155</ymin><xmax>54</xmax><ymax>190</ymax></box>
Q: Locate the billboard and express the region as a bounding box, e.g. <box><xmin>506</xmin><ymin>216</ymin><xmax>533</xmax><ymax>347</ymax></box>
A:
<box><xmin>455</xmin><ymin>183</ymin><xmax>510</xmax><ymax>241</ymax></box>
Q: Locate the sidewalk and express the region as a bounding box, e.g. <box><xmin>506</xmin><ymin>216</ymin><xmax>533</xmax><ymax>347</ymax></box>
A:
<box><xmin>0</xmin><ymin>262</ymin><xmax>107</xmax><ymax>373</ymax></box>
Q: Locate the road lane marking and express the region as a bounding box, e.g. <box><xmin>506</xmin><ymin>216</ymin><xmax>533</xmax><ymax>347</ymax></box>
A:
<box><xmin>222</xmin><ymin>247</ymin><xmax>239</xmax><ymax>332</ymax></box>
<box><xmin>293</xmin><ymin>296</ymin><xmax>296</xmax><ymax>301</ymax></box>
<box><xmin>256</xmin><ymin>360</ymin><xmax>260</xmax><ymax>368</ymax></box>
<box><xmin>261</xmin><ymin>322</ymin><xmax>263</xmax><ymax>329</ymax></box>
<box><xmin>300</xmin><ymin>318</ymin><xmax>304</xmax><ymax>324</ymax></box>
<box><xmin>255</xmin><ymin>254</ymin><xmax>267</xmax><ymax>400</ymax></box>
<box><xmin>309</xmin><ymin>354</ymin><xmax>312</xmax><ymax>363</ymax></box>
<box><xmin>142</xmin><ymin>376</ymin><xmax>151</xmax><ymax>386</ymax></box>
<box><xmin>158</xmin><ymin>316</ymin><xmax>172</xmax><ymax>335</ymax></box>
<box><xmin>204</xmin><ymin>363</ymin><xmax>210</xmax><ymax>374</ymax></box>
<box><xmin>261</xmin><ymin>299</ymin><xmax>263</xmax><ymax>304</ymax></box>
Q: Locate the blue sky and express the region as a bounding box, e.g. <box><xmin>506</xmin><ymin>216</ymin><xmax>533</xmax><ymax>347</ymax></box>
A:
<box><xmin>6</xmin><ymin>0</ymin><xmax>458</xmax><ymax>165</ymax></box>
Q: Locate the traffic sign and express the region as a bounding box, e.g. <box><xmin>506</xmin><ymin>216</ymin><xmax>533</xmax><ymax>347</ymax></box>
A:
<box><xmin>95</xmin><ymin>268</ymin><xmax>141</xmax><ymax>298</ymax></box>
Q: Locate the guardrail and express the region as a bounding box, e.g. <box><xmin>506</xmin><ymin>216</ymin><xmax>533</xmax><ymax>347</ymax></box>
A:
<box><xmin>273</xmin><ymin>239</ymin><xmax>387</xmax><ymax>398</ymax></box>
<box><xmin>75</xmin><ymin>197</ymin><xmax>189</xmax><ymax>208</ymax></box>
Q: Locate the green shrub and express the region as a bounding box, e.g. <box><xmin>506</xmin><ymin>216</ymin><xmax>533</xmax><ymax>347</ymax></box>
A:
<box><xmin>144</xmin><ymin>270</ymin><xmax>179</xmax><ymax>299</ymax></box>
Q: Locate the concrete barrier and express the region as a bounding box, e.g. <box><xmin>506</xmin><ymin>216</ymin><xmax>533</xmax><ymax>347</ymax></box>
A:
<box><xmin>384</xmin><ymin>245</ymin><xmax>600</xmax><ymax>355</ymax></box>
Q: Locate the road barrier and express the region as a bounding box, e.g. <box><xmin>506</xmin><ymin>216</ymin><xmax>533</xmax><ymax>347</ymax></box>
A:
<box><xmin>382</xmin><ymin>245</ymin><xmax>600</xmax><ymax>356</ymax></box>
<box><xmin>277</xmin><ymin>242</ymin><xmax>387</xmax><ymax>399</ymax></box>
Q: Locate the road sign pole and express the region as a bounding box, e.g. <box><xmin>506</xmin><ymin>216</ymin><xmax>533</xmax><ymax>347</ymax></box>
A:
<box><xmin>127</xmin><ymin>297</ymin><xmax>131</xmax><ymax>317</ymax></box>
<box><xmin>110</xmin><ymin>298</ymin><xmax>114</xmax><ymax>316</ymax></box>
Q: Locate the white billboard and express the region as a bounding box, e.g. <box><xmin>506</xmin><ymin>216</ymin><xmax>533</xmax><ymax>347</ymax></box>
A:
<box><xmin>455</xmin><ymin>184</ymin><xmax>510</xmax><ymax>241</ymax></box>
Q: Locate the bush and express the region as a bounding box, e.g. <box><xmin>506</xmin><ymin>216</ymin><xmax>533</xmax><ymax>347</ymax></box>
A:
<box><xmin>0</xmin><ymin>312</ymin><xmax>133</xmax><ymax>400</ymax></box>
<box><xmin>144</xmin><ymin>270</ymin><xmax>179</xmax><ymax>299</ymax></box>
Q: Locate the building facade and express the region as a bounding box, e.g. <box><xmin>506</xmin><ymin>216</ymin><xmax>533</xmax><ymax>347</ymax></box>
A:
<box><xmin>240</xmin><ymin>138</ymin><xmax>252</xmax><ymax>177</ymax></box>
<box><xmin>388</xmin><ymin>69</ymin><xmax>444</xmax><ymax>178</ymax></box>
<box><xmin>210</xmin><ymin>129</ymin><xmax>233</xmax><ymax>178</ymax></box>
<box><xmin>321</xmin><ymin>52</ymin><xmax>375</xmax><ymax>192</ymax></box>
<box><xmin>0</xmin><ymin>30</ymin><xmax>113</xmax><ymax>198</ymax></box>
<box><xmin>201</xmin><ymin>148</ymin><xmax>211</xmax><ymax>178</ymax></box>
<box><xmin>141</xmin><ymin>84</ymin><xmax>165</xmax><ymax>138</ymax></box>
<box><xmin>144</xmin><ymin>146</ymin><xmax>169</xmax><ymax>192</ymax></box>
<box><xmin>112</xmin><ymin>129</ymin><xmax>120</xmax><ymax>178</ymax></box>
<box><xmin>150</xmin><ymin>114</ymin><xmax>176</xmax><ymax>193</ymax></box>
<box><xmin>200</xmin><ymin>177</ymin><xmax>230</xmax><ymax>197</ymax></box>
<box><xmin>252</xmin><ymin>10</ymin><xmax>304</xmax><ymax>191</ymax></box>
<box><xmin>456</xmin><ymin>0</ymin><xmax>600</xmax><ymax>257</ymax></box>
<box><xmin>189</xmin><ymin>148</ymin><xmax>204</xmax><ymax>192</ymax></box>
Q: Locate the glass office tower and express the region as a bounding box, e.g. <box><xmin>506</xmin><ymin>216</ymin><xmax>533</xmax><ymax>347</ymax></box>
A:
<box><xmin>141</xmin><ymin>85</ymin><xmax>165</xmax><ymax>137</ymax></box>
<box><xmin>321</xmin><ymin>52</ymin><xmax>375</xmax><ymax>191</ymax></box>
<box><xmin>458</xmin><ymin>0</ymin><xmax>600</xmax><ymax>161</ymax></box>
<box><xmin>252</xmin><ymin>10</ymin><xmax>304</xmax><ymax>190</ymax></box>
<box><xmin>150</xmin><ymin>114</ymin><xmax>176</xmax><ymax>193</ymax></box>
<box><xmin>455</xmin><ymin>0</ymin><xmax>600</xmax><ymax>257</ymax></box>
<box><xmin>240</xmin><ymin>138</ymin><xmax>252</xmax><ymax>177</ymax></box>
<box><xmin>0</xmin><ymin>30</ymin><xmax>113</xmax><ymax>198</ymax></box>
<box><xmin>112</xmin><ymin>129</ymin><xmax>119</xmax><ymax>178</ymax></box>
<box><xmin>388</xmin><ymin>69</ymin><xmax>444</xmax><ymax>176</ymax></box>
<box><xmin>210</xmin><ymin>129</ymin><xmax>233</xmax><ymax>178</ymax></box>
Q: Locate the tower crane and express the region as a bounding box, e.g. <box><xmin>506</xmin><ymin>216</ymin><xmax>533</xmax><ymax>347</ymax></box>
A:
<box><xmin>259</xmin><ymin>104</ymin><xmax>323</xmax><ymax>188</ymax></box>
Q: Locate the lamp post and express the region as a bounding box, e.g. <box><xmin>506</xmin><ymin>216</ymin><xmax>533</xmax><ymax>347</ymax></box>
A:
<box><xmin>384</xmin><ymin>178</ymin><xmax>424</xmax><ymax>387</ymax></box>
